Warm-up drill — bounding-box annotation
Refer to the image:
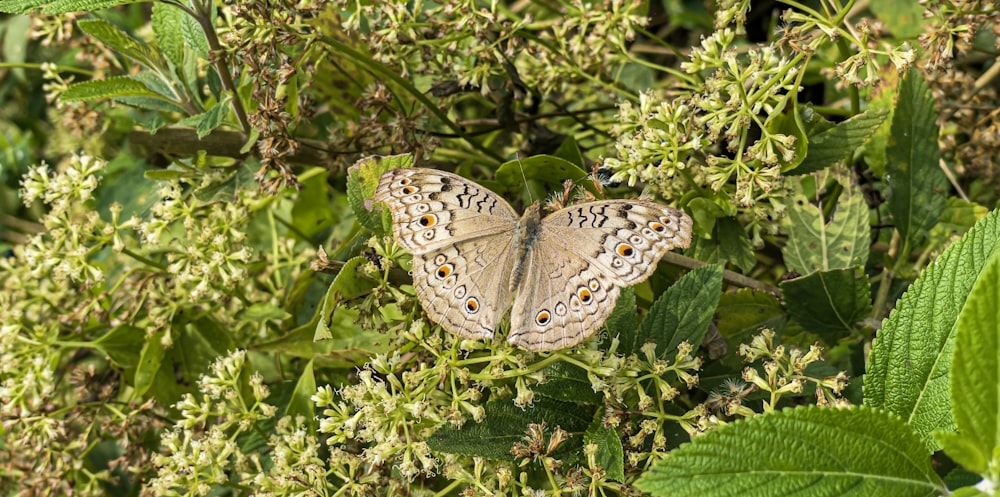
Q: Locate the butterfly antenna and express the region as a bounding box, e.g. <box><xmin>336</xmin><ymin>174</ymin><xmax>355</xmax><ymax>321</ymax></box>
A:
<box><xmin>515</xmin><ymin>153</ymin><xmax>534</xmax><ymax>204</ymax></box>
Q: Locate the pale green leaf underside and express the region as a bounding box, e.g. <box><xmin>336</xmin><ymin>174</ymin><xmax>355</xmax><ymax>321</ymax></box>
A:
<box><xmin>865</xmin><ymin>209</ymin><xmax>1000</xmax><ymax>451</ymax></box>
<box><xmin>783</xmin><ymin>183</ymin><xmax>870</xmax><ymax>274</ymax></box>
<box><xmin>636</xmin><ymin>406</ymin><xmax>943</xmax><ymax>497</ymax></box>
<box><xmin>61</xmin><ymin>76</ymin><xmax>164</xmax><ymax>102</ymax></box>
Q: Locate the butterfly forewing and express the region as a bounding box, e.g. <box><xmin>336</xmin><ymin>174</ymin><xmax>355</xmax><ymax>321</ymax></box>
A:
<box><xmin>373</xmin><ymin>168</ymin><xmax>519</xmax><ymax>254</ymax></box>
<box><xmin>374</xmin><ymin>168</ymin><xmax>520</xmax><ymax>340</ymax></box>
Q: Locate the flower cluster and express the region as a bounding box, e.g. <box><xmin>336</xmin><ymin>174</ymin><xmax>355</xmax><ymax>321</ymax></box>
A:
<box><xmin>148</xmin><ymin>350</ymin><xmax>278</xmax><ymax>496</ymax></box>
<box><xmin>334</xmin><ymin>0</ymin><xmax>646</xmax><ymax>97</ymax></box>
<box><xmin>604</xmin><ymin>26</ymin><xmax>801</xmax><ymax>245</ymax></box>
<box><xmin>737</xmin><ymin>329</ymin><xmax>849</xmax><ymax>411</ymax></box>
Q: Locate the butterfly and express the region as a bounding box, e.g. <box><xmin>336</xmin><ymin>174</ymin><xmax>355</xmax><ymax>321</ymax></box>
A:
<box><xmin>371</xmin><ymin>167</ymin><xmax>693</xmax><ymax>351</ymax></box>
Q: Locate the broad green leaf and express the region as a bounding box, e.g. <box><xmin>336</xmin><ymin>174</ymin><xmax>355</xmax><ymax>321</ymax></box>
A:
<box><xmin>622</xmin><ymin>264</ymin><xmax>723</xmax><ymax>358</ymax></box>
<box><xmin>584</xmin><ymin>416</ymin><xmax>625</xmax><ymax>482</ymax></box>
<box><xmin>535</xmin><ymin>361</ymin><xmax>603</xmax><ymax>405</ymax></box>
<box><xmin>152</xmin><ymin>2</ymin><xmax>184</xmax><ymax>66</ymax></box>
<box><xmin>603</xmin><ymin>287</ymin><xmax>637</xmax><ymax>345</ymax></box>
<box><xmin>928</xmin><ymin>197</ymin><xmax>989</xmax><ymax>245</ymax></box>
<box><xmin>494</xmin><ymin>154</ymin><xmax>596</xmax><ymax>200</ymax></box>
<box><xmin>687</xmin><ymin>217</ymin><xmax>755</xmax><ymax>273</ymax></box>
<box><xmin>175</xmin><ymin>97</ymin><xmax>229</xmax><ymax>138</ymax></box>
<box><xmin>934</xmin><ymin>250</ymin><xmax>1000</xmax><ymax>474</ymax></box>
<box><xmin>133</xmin><ymin>329</ymin><xmax>166</xmax><ymax>399</ymax></box>
<box><xmin>781</xmin><ymin>268</ymin><xmax>871</xmax><ymax>338</ymax></box>
<box><xmin>866</xmin><ymin>209</ymin><xmax>1000</xmax><ymax>451</ymax></box>
<box><xmin>77</xmin><ymin>18</ymin><xmax>165</xmax><ymax>70</ymax></box>
<box><xmin>60</xmin><ymin>76</ymin><xmax>163</xmax><ymax>102</ymax></box>
<box><xmin>180</xmin><ymin>3</ymin><xmax>208</xmax><ymax>58</ymax></box>
<box><xmin>2</xmin><ymin>14</ymin><xmax>31</xmax><ymax>76</ymax></box>
<box><xmin>428</xmin><ymin>397</ymin><xmax>593</xmax><ymax>462</ymax></box>
<box><xmin>788</xmin><ymin>108</ymin><xmax>889</xmax><ymax>175</ymax></box>
<box><xmin>886</xmin><ymin>69</ymin><xmax>947</xmax><ymax>253</ymax></box>
<box><xmin>636</xmin><ymin>406</ymin><xmax>944</xmax><ymax>497</ymax></box>
<box><xmin>700</xmin><ymin>289</ymin><xmax>786</xmax><ymax>387</ymax></box>
<box><xmin>0</xmin><ymin>0</ymin><xmax>47</xmax><ymax>13</ymax></box>
<box><xmin>41</xmin><ymin>0</ymin><xmax>140</xmax><ymax>14</ymax></box>
<box><xmin>860</xmin><ymin>69</ymin><xmax>900</xmax><ymax>177</ymax></box>
<box><xmin>552</xmin><ymin>135</ymin><xmax>585</xmax><ymax>169</ymax></box>
<box><xmin>236</xmin><ymin>302</ymin><xmax>291</xmax><ymax>322</ymax></box>
<box><xmin>870</xmin><ymin>0</ymin><xmax>926</xmax><ymax>38</ymax></box>
<box><xmin>93</xmin><ymin>324</ymin><xmax>145</xmax><ymax>368</ymax></box>
<box><xmin>348</xmin><ymin>154</ymin><xmax>411</xmax><ymax>234</ymax></box>
<box><xmin>175</xmin><ymin>318</ymin><xmax>236</xmax><ymax>384</ymax></box>
<box><xmin>783</xmin><ymin>182</ymin><xmax>869</xmax><ymax>273</ymax></box>
<box><xmin>314</xmin><ymin>256</ymin><xmax>379</xmax><ymax>341</ymax></box>
<box><xmin>290</xmin><ymin>167</ymin><xmax>335</xmax><ymax>240</ymax></box>
<box><xmin>284</xmin><ymin>360</ymin><xmax>317</xmax><ymax>425</ymax></box>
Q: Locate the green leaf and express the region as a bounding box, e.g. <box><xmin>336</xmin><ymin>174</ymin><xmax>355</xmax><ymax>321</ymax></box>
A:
<box><xmin>77</xmin><ymin>18</ymin><xmax>165</xmax><ymax>70</ymax></box>
<box><xmin>178</xmin><ymin>97</ymin><xmax>229</xmax><ymax>138</ymax></box>
<box><xmin>0</xmin><ymin>0</ymin><xmax>48</xmax><ymax>13</ymax></box>
<box><xmin>41</xmin><ymin>0</ymin><xmax>141</xmax><ymax>14</ymax></box>
<box><xmin>934</xmin><ymin>250</ymin><xmax>1000</xmax><ymax>475</ymax></box>
<box><xmin>584</xmin><ymin>415</ymin><xmax>625</xmax><ymax>482</ymax></box>
<box><xmin>93</xmin><ymin>325</ymin><xmax>145</xmax><ymax>368</ymax></box>
<box><xmin>181</xmin><ymin>4</ymin><xmax>208</xmax><ymax>58</ymax></box>
<box><xmin>348</xmin><ymin>154</ymin><xmax>411</xmax><ymax>234</ymax></box>
<box><xmin>428</xmin><ymin>397</ymin><xmax>593</xmax><ymax>462</ymax></box>
<box><xmin>60</xmin><ymin>76</ymin><xmax>163</xmax><ymax>102</ymax></box>
<box><xmin>494</xmin><ymin>154</ymin><xmax>596</xmax><ymax>199</ymax></box>
<box><xmin>928</xmin><ymin>197</ymin><xmax>990</xmax><ymax>245</ymax></box>
<box><xmin>622</xmin><ymin>264</ymin><xmax>723</xmax><ymax>358</ymax></box>
<box><xmin>703</xmin><ymin>289</ymin><xmax>785</xmax><ymax>378</ymax></box>
<box><xmin>284</xmin><ymin>360</ymin><xmax>317</xmax><ymax>424</ymax></box>
<box><xmin>687</xmin><ymin>217</ymin><xmax>755</xmax><ymax>273</ymax></box>
<box><xmin>886</xmin><ymin>69</ymin><xmax>948</xmax><ymax>252</ymax></box>
<box><xmin>870</xmin><ymin>0</ymin><xmax>926</xmax><ymax>38</ymax></box>
<box><xmin>788</xmin><ymin>108</ymin><xmax>889</xmax><ymax>175</ymax></box>
<box><xmin>133</xmin><ymin>329</ymin><xmax>166</xmax><ymax>399</ymax></box>
<box><xmin>290</xmin><ymin>167</ymin><xmax>335</xmax><ymax>240</ymax></box>
<box><xmin>603</xmin><ymin>287</ymin><xmax>637</xmax><ymax>344</ymax></box>
<box><xmin>552</xmin><ymin>136</ymin><xmax>586</xmax><ymax>169</ymax></box>
<box><xmin>535</xmin><ymin>362</ymin><xmax>603</xmax><ymax>405</ymax></box>
<box><xmin>783</xmin><ymin>181</ymin><xmax>870</xmax><ymax>273</ymax></box>
<box><xmin>781</xmin><ymin>268</ymin><xmax>871</xmax><ymax>338</ymax></box>
<box><xmin>635</xmin><ymin>406</ymin><xmax>944</xmax><ymax>497</ymax></box>
<box><xmin>865</xmin><ymin>209</ymin><xmax>1000</xmax><ymax>451</ymax></box>
<box><xmin>237</xmin><ymin>302</ymin><xmax>291</xmax><ymax>322</ymax></box>
<box><xmin>152</xmin><ymin>2</ymin><xmax>184</xmax><ymax>67</ymax></box>
<box><xmin>314</xmin><ymin>256</ymin><xmax>379</xmax><ymax>341</ymax></box>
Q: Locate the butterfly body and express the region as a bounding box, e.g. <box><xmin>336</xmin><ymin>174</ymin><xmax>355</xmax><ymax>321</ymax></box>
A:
<box><xmin>372</xmin><ymin>167</ymin><xmax>693</xmax><ymax>351</ymax></box>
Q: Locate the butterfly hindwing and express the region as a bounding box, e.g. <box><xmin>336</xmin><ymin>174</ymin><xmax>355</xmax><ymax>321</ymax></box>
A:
<box><xmin>412</xmin><ymin>240</ymin><xmax>517</xmax><ymax>340</ymax></box>
<box><xmin>507</xmin><ymin>243</ymin><xmax>620</xmax><ymax>350</ymax></box>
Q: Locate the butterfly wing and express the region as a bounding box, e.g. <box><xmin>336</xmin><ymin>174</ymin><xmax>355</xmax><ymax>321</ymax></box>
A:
<box><xmin>373</xmin><ymin>168</ymin><xmax>520</xmax><ymax>340</ymax></box>
<box><xmin>507</xmin><ymin>200</ymin><xmax>692</xmax><ymax>351</ymax></box>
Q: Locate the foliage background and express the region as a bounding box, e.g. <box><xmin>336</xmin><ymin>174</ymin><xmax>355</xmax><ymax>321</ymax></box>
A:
<box><xmin>0</xmin><ymin>0</ymin><xmax>999</xmax><ymax>496</ymax></box>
